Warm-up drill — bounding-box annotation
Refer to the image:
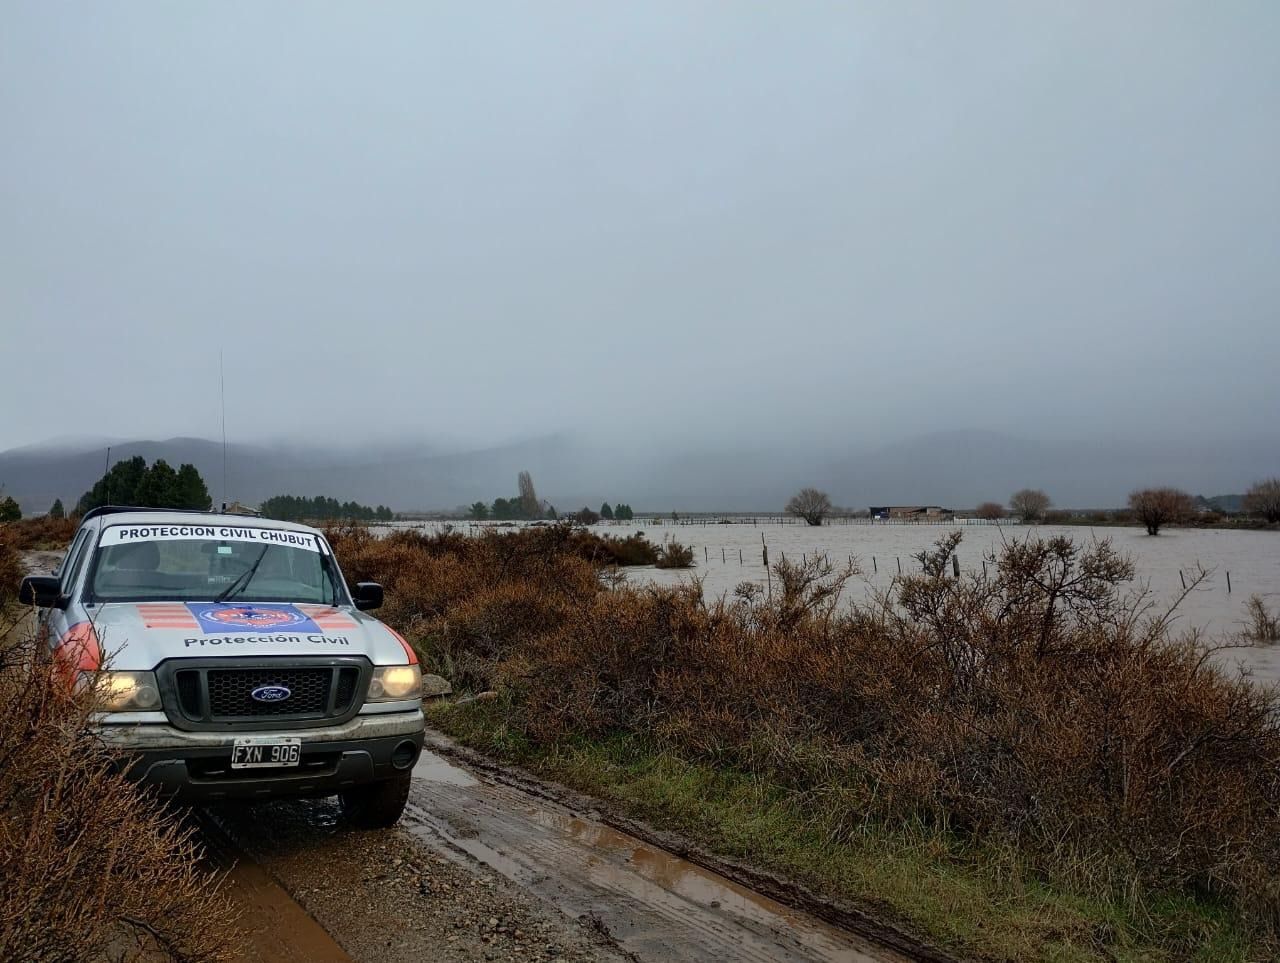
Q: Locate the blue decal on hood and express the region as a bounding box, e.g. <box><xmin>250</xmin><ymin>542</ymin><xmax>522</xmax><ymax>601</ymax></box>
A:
<box><xmin>187</xmin><ymin>603</ymin><xmax>322</xmax><ymax>635</ymax></box>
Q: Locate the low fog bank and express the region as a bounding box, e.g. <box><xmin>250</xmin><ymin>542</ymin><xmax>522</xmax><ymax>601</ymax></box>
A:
<box><xmin>2</xmin><ymin>430</ymin><xmax>1277</xmax><ymax>516</ymax></box>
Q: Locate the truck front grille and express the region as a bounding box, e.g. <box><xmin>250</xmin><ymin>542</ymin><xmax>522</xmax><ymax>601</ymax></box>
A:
<box><xmin>204</xmin><ymin>666</ymin><xmax>338</xmax><ymax>717</ymax></box>
<box><xmin>162</xmin><ymin>658</ymin><xmax>368</xmax><ymax>730</ymax></box>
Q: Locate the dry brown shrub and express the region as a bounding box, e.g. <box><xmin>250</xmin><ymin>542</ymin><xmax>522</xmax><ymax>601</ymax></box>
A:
<box><xmin>0</xmin><ymin>534</ymin><xmax>21</xmax><ymax>606</ymax></box>
<box><xmin>330</xmin><ymin>523</ymin><xmax>1280</xmax><ymax>930</ymax></box>
<box><xmin>326</xmin><ymin>522</ymin><xmax>602</xmax><ymax>689</ymax></box>
<box><xmin>1</xmin><ymin>514</ymin><xmax>78</xmax><ymax>551</ymax></box>
<box><xmin>0</xmin><ymin>612</ymin><xmax>235</xmax><ymax>962</ymax></box>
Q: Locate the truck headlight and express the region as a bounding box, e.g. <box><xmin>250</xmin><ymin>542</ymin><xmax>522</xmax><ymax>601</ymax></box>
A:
<box><xmin>368</xmin><ymin>664</ymin><xmax>421</xmax><ymax>702</ymax></box>
<box><xmin>83</xmin><ymin>671</ymin><xmax>162</xmax><ymax>712</ymax></box>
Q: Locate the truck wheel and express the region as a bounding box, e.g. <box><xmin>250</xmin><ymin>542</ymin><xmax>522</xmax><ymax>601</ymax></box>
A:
<box><xmin>340</xmin><ymin>775</ymin><xmax>411</xmax><ymax>828</ymax></box>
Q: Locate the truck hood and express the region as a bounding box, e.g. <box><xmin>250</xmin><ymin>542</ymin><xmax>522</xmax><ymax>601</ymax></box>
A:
<box><xmin>85</xmin><ymin>601</ymin><xmax>408</xmax><ymax>669</ymax></box>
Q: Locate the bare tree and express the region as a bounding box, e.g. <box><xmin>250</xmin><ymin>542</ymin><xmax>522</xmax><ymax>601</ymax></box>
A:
<box><xmin>1243</xmin><ymin>478</ymin><xmax>1280</xmax><ymax>524</ymax></box>
<box><xmin>975</xmin><ymin>501</ymin><xmax>1006</xmax><ymax>520</ymax></box>
<box><xmin>1009</xmin><ymin>488</ymin><xmax>1051</xmax><ymax>523</ymax></box>
<box><xmin>1128</xmin><ymin>487</ymin><xmax>1195</xmax><ymax>536</ymax></box>
<box><xmin>517</xmin><ymin>471</ymin><xmax>539</xmax><ymax>519</ymax></box>
<box><xmin>786</xmin><ymin>488</ymin><xmax>832</xmax><ymax>527</ymax></box>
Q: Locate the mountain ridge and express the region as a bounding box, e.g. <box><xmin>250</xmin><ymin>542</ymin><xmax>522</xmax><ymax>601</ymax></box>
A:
<box><xmin>2</xmin><ymin>432</ymin><xmax>1277</xmax><ymax>515</ymax></box>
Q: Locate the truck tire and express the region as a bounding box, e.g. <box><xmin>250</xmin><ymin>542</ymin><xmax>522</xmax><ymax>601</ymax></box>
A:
<box><xmin>340</xmin><ymin>775</ymin><xmax>411</xmax><ymax>828</ymax></box>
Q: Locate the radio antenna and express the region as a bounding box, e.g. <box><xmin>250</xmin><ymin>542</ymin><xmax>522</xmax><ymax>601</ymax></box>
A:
<box><xmin>219</xmin><ymin>349</ymin><xmax>228</xmax><ymax>510</ymax></box>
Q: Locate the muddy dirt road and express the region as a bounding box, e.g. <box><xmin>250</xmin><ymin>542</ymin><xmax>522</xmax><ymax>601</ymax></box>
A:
<box><xmin>214</xmin><ymin>734</ymin><xmax>907</xmax><ymax>963</ymax></box>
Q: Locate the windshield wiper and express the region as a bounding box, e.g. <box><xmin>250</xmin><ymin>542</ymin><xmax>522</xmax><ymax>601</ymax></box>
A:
<box><xmin>214</xmin><ymin>546</ymin><xmax>270</xmax><ymax>603</ymax></box>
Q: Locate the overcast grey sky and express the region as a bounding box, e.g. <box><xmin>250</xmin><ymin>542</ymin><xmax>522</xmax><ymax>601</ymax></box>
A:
<box><xmin>2</xmin><ymin>2</ymin><xmax>1277</xmax><ymax>455</ymax></box>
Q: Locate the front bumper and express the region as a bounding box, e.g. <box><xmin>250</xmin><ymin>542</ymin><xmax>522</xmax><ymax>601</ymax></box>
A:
<box><xmin>97</xmin><ymin>709</ymin><xmax>425</xmax><ymax>801</ymax></box>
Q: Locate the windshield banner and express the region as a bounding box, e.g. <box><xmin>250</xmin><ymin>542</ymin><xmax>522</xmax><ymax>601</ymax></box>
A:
<box><xmin>100</xmin><ymin>524</ymin><xmax>321</xmax><ymax>553</ymax></box>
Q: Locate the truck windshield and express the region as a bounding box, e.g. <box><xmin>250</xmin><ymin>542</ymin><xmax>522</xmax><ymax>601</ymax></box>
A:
<box><xmin>88</xmin><ymin>525</ymin><xmax>345</xmax><ymax>605</ymax></box>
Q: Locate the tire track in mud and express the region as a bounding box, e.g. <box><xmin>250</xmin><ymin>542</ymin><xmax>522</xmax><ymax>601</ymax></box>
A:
<box><xmin>409</xmin><ymin>736</ymin><xmax>936</xmax><ymax>963</ymax></box>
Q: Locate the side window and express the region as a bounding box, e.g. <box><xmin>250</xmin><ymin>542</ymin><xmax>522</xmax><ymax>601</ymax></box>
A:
<box><xmin>56</xmin><ymin>530</ymin><xmax>89</xmax><ymax>581</ymax></box>
<box><xmin>60</xmin><ymin>528</ymin><xmax>96</xmax><ymax>594</ymax></box>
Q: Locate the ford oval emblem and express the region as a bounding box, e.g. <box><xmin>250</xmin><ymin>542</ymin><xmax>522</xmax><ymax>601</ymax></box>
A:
<box><xmin>250</xmin><ymin>685</ymin><xmax>292</xmax><ymax>703</ymax></box>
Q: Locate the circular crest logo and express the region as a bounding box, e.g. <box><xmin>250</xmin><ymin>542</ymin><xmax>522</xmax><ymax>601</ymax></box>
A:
<box><xmin>199</xmin><ymin>605</ymin><xmax>309</xmax><ymax>630</ymax></box>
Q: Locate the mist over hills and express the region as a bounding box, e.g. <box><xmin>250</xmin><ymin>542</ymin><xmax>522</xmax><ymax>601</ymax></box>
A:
<box><xmin>2</xmin><ymin>432</ymin><xmax>1277</xmax><ymax>517</ymax></box>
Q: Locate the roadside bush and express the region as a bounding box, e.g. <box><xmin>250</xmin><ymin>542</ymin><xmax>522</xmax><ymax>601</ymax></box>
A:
<box><xmin>327</xmin><ymin>523</ymin><xmax>602</xmax><ymax>689</ymax></box>
<box><xmin>0</xmin><ymin>612</ymin><xmax>235</xmax><ymax>962</ymax></box>
<box><xmin>0</xmin><ymin>534</ymin><xmax>21</xmax><ymax>606</ymax></box>
<box><xmin>1</xmin><ymin>514</ymin><xmax>77</xmax><ymax>551</ymax></box>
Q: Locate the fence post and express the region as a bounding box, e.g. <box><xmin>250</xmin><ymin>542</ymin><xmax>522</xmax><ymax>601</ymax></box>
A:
<box><xmin>1227</xmin><ymin>571</ymin><xmax>1232</xmax><ymax>593</ymax></box>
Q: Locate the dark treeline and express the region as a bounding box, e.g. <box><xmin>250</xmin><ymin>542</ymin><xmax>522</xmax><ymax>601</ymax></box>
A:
<box><xmin>76</xmin><ymin>456</ymin><xmax>212</xmax><ymax>514</ymax></box>
<box><xmin>260</xmin><ymin>495</ymin><xmax>393</xmax><ymax>522</ymax></box>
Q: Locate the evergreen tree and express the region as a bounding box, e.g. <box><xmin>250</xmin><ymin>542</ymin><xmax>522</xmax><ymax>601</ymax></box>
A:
<box><xmin>469</xmin><ymin>501</ymin><xmax>490</xmax><ymax>520</ymax></box>
<box><xmin>174</xmin><ymin>463</ymin><xmax>212</xmax><ymax>510</ymax></box>
<box><xmin>491</xmin><ymin>497</ymin><xmax>512</xmax><ymax>520</ymax></box>
<box><xmin>545</xmin><ymin>504</ymin><xmax>557</xmax><ymax>520</ymax></box>
<box><xmin>49</xmin><ymin>498</ymin><xmax>65</xmax><ymax>519</ymax></box>
<box><xmin>0</xmin><ymin>496</ymin><xmax>21</xmax><ymax>522</ymax></box>
<box><xmin>600</xmin><ymin>502</ymin><xmax>614</xmax><ymax>520</ymax></box>
<box><xmin>77</xmin><ymin>455</ymin><xmax>146</xmax><ymax>512</ymax></box>
<box><xmin>135</xmin><ymin>459</ymin><xmax>179</xmax><ymax>508</ymax></box>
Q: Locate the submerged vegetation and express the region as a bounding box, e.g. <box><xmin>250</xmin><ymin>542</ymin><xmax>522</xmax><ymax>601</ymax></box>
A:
<box><xmin>1245</xmin><ymin>595</ymin><xmax>1279</xmax><ymax>643</ymax></box>
<box><xmin>330</xmin><ymin>522</ymin><xmax>1280</xmax><ymax>960</ymax></box>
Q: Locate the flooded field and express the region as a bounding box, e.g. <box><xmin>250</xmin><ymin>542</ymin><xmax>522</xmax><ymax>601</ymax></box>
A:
<box><xmin>378</xmin><ymin>519</ymin><xmax>1280</xmax><ymax>680</ymax></box>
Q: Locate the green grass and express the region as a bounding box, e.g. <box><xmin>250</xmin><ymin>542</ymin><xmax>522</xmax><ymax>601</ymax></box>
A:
<box><xmin>429</xmin><ymin>699</ymin><xmax>1267</xmax><ymax>963</ymax></box>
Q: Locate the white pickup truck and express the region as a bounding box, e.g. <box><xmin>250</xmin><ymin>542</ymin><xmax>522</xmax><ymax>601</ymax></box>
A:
<box><xmin>20</xmin><ymin>507</ymin><xmax>424</xmax><ymax>827</ymax></box>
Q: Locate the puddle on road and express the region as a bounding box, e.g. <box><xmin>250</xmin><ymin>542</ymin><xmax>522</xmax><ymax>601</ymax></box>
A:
<box><xmin>408</xmin><ymin>747</ymin><xmax>897</xmax><ymax>962</ymax></box>
<box><xmin>412</xmin><ymin>748</ymin><xmax>480</xmax><ymax>787</ymax></box>
<box><xmin>200</xmin><ymin>815</ymin><xmax>353</xmax><ymax>963</ymax></box>
<box><xmin>535</xmin><ymin>809</ymin><xmax>849</xmax><ymax>942</ymax></box>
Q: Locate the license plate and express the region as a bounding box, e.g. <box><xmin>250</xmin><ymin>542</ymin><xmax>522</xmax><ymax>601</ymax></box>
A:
<box><xmin>231</xmin><ymin>736</ymin><xmax>302</xmax><ymax>769</ymax></box>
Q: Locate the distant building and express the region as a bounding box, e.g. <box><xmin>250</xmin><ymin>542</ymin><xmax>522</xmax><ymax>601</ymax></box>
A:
<box><xmin>868</xmin><ymin>505</ymin><xmax>952</xmax><ymax>520</ymax></box>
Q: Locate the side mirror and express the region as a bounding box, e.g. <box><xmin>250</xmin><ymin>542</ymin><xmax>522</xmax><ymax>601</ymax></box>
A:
<box><xmin>352</xmin><ymin>582</ymin><xmax>383</xmax><ymax>611</ymax></box>
<box><xmin>20</xmin><ymin>576</ymin><xmax>65</xmax><ymax>609</ymax></box>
